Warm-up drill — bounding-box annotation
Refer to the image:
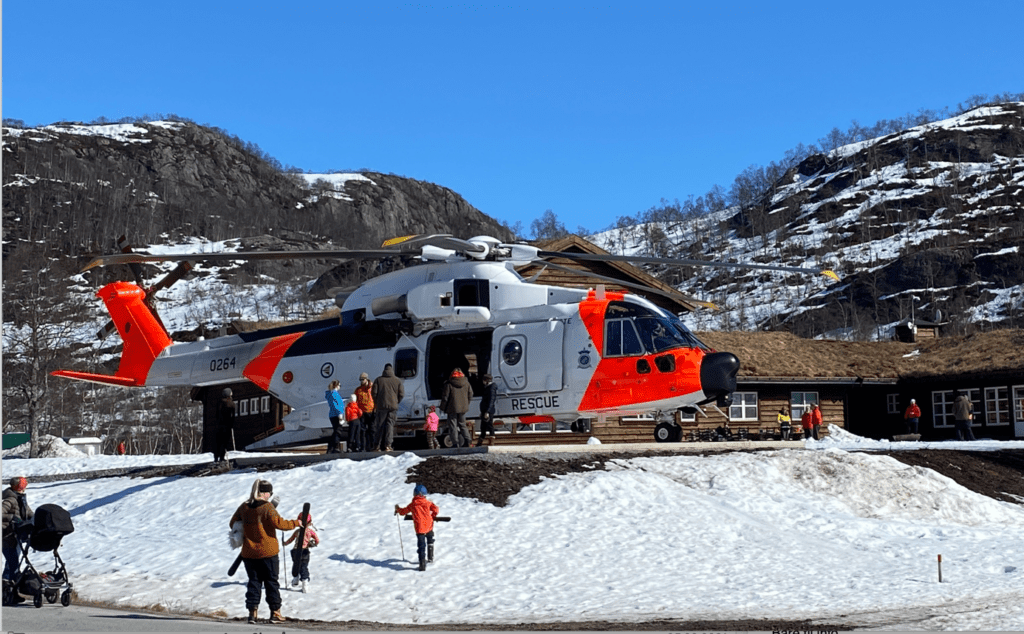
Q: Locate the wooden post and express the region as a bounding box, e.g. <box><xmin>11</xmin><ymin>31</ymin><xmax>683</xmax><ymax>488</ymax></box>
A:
<box><xmin>937</xmin><ymin>554</ymin><xmax>942</xmax><ymax>583</ymax></box>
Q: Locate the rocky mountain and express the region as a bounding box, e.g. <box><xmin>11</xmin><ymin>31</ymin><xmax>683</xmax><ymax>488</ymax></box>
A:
<box><xmin>592</xmin><ymin>102</ymin><xmax>1024</xmax><ymax>339</ymax></box>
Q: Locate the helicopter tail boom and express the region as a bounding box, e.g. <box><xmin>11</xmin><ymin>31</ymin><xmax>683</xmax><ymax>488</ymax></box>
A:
<box><xmin>53</xmin><ymin>281</ymin><xmax>172</xmax><ymax>387</ymax></box>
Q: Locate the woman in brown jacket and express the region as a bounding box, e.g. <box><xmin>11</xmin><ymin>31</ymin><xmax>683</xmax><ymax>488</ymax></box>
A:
<box><xmin>228</xmin><ymin>480</ymin><xmax>301</xmax><ymax>624</ymax></box>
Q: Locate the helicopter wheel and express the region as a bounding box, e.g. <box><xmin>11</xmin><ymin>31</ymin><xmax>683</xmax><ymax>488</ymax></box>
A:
<box><xmin>654</xmin><ymin>422</ymin><xmax>680</xmax><ymax>443</ymax></box>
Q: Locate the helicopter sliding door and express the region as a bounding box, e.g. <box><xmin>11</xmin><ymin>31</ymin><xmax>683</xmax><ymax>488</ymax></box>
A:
<box><xmin>493</xmin><ymin>321</ymin><xmax>564</xmax><ymax>393</ymax></box>
<box><xmin>425</xmin><ymin>330</ymin><xmax>493</xmax><ymax>400</ymax></box>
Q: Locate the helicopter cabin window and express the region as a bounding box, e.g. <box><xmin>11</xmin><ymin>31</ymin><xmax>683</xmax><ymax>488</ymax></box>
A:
<box><xmin>261</xmin><ymin>396</ymin><xmax>270</xmax><ymax>414</ymax></box>
<box><xmin>250</xmin><ymin>397</ymin><xmax>259</xmax><ymax>415</ymax></box>
<box><xmin>605</xmin><ymin>319</ymin><xmax>643</xmax><ymax>357</ymax></box>
<box><xmin>503</xmin><ymin>340</ymin><xmax>523</xmax><ymax>366</ymax></box>
<box><xmin>238</xmin><ymin>398</ymin><xmax>249</xmax><ymax>416</ymax></box>
<box><xmin>454</xmin><ymin>279</ymin><xmax>490</xmax><ymax>308</ymax></box>
<box><xmin>395</xmin><ymin>349</ymin><xmax>418</xmax><ymax>379</ymax></box>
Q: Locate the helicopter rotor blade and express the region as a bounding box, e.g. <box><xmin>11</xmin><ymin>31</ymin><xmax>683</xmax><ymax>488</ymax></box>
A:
<box><xmin>536</xmin><ymin>250</ymin><xmax>840</xmax><ymax>282</ymax></box>
<box><xmin>529</xmin><ymin>260</ymin><xmax>717</xmax><ymax>310</ymax></box>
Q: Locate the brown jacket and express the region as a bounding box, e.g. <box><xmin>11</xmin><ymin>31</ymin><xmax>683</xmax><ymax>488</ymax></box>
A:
<box><xmin>229</xmin><ymin>499</ymin><xmax>300</xmax><ymax>559</ymax></box>
<box><xmin>440</xmin><ymin>374</ymin><xmax>473</xmax><ymax>416</ymax></box>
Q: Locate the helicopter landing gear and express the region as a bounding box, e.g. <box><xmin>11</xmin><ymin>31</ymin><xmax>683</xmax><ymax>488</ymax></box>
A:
<box><xmin>654</xmin><ymin>422</ymin><xmax>681</xmax><ymax>443</ymax></box>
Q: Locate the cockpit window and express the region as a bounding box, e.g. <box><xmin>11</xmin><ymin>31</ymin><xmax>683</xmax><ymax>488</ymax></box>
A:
<box><xmin>605</xmin><ymin>319</ymin><xmax>644</xmax><ymax>357</ymax></box>
<box><xmin>671</xmin><ymin>320</ymin><xmax>711</xmax><ymax>351</ymax></box>
<box><xmin>634</xmin><ymin>316</ymin><xmax>688</xmax><ymax>353</ymax></box>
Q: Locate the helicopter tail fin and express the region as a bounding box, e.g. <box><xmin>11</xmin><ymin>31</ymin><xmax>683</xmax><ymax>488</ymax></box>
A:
<box><xmin>53</xmin><ymin>281</ymin><xmax>172</xmax><ymax>387</ymax></box>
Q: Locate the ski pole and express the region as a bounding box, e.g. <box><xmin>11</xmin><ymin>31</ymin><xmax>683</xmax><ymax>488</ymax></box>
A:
<box><xmin>396</xmin><ymin>513</ymin><xmax>405</xmax><ymax>561</ymax></box>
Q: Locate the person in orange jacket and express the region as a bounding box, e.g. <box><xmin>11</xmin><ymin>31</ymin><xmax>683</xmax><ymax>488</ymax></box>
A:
<box><xmin>809</xmin><ymin>403</ymin><xmax>823</xmax><ymax>440</ymax></box>
<box><xmin>344</xmin><ymin>394</ymin><xmax>364</xmax><ymax>452</ymax></box>
<box><xmin>394</xmin><ymin>484</ymin><xmax>439</xmax><ymax>571</ymax></box>
<box><xmin>904</xmin><ymin>399</ymin><xmax>922</xmax><ymax>434</ymax></box>
<box><xmin>801</xmin><ymin>408</ymin><xmax>814</xmax><ymax>440</ymax></box>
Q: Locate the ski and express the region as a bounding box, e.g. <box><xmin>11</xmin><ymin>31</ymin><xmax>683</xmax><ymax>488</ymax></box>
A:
<box><xmin>404</xmin><ymin>515</ymin><xmax>450</xmax><ymax>521</ymax></box>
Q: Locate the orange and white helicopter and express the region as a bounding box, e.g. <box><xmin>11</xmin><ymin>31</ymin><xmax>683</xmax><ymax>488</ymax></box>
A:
<box><xmin>54</xmin><ymin>235</ymin><xmax>838</xmax><ymax>448</ymax></box>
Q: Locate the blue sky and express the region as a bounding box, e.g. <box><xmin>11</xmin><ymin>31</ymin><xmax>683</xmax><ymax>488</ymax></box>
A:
<box><xmin>4</xmin><ymin>1</ymin><xmax>1022</xmax><ymax>236</ymax></box>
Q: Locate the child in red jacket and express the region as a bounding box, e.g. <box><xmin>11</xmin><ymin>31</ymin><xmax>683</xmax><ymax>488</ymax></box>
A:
<box><xmin>344</xmin><ymin>394</ymin><xmax>363</xmax><ymax>452</ymax></box>
<box><xmin>394</xmin><ymin>484</ymin><xmax>439</xmax><ymax>571</ymax></box>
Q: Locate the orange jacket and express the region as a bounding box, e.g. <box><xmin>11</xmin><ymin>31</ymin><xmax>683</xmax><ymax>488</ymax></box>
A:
<box><xmin>801</xmin><ymin>411</ymin><xmax>813</xmax><ymax>430</ymax></box>
<box><xmin>354</xmin><ymin>384</ymin><xmax>375</xmax><ymax>413</ymax></box>
<box><xmin>396</xmin><ymin>495</ymin><xmax>439</xmax><ymax>534</ymax></box>
<box><xmin>904</xmin><ymin>404</ymin><xmax>921</xmax><ymax>419</ymax></box>
<box><xmin>345</xmin><ymin>401</ymin><xmax>362</xmax><ymax>422</ymax></box>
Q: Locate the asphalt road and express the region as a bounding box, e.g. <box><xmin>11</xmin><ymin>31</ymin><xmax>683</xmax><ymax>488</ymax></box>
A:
<box><xmin>1</xmin><ymin>602</ymin><xmax>316</xmax><ymax>632</ymax></box>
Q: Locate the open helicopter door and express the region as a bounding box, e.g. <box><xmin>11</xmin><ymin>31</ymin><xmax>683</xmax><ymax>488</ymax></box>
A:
<box><xmin>493</xmin><ymin>321</ymin><xmax>564</xmax><ymax>395</ymax></box>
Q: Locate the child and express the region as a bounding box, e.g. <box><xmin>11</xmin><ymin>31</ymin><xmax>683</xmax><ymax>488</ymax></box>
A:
<box><xmin>424</xmin><ymin>406</ymin><xmax>440</xmax><ymax>449</ymax></box>
<box><xmin>345</xmin><ymin>394</ymin><xmax>363</xmax><ymax>452</ymax></box>
<box><xmin>394</xmin><ymin>484</ymin><xmax>439</xmax><ymax>571</ymax></box>
<box><xmin>282</xmin><ymin>512</ymin><xmax>319</xmax><ymax>593</ymax></box>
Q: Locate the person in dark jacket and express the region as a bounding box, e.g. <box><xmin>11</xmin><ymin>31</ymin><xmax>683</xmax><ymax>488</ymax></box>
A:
<box><xmin>324</xmin><ymin>380</ymin><xmax>346</xmax><ymax>454</ymax></box>
<box><xmin>440</xmin><ymin>368</ymin><xmax>473</xmax><ymax>448</ymax></box>
<box><xmin>2</xmin><ymin>477</ymin><xmax>33</xmax><ymax>584</ymax></box>
<box><xmin>371</xmin><ymin>364</ymin><xmax>404</xmax><ymax>451</ymax></box>
<box><xmin>228</xmin><ymin>479</ymin><xmax>301</xmax><ymax>624</ymax></box>
<box><xmin>953</xmin><ymin>391</ymin><xmax>976</xmax><ymax>441</ymax></box>
<box><xmin>475</xmin><ymin>374</ymin><xmax>498</xmax><ymax>447</ymax></box>
<box><xmin>214</xmin><ymin>388</ymin><xmax>235</xmax><ymax>463</ymax></box>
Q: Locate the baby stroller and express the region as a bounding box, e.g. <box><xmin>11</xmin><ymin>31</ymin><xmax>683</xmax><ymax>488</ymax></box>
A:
<box><xmin>2</xmin><ymin>503</ymin><xmax>75</xmax><ymax>608</ymax></box>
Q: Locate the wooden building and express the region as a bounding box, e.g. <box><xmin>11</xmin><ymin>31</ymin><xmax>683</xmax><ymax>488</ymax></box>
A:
<box><xmin>193</xmin><ymin>382</ymin><xmax>288</xmax><ymax>452</ymax></box>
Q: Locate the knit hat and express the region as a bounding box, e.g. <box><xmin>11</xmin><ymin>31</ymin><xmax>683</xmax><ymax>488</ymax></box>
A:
<box><xmin>414</xmin><ymin>484</ymin><xmax>428</xmax><ymax>496</ymax></box>
<box><xmin>297</xmin><ymin>511</ymin><xmax>312</xmax><ymax>523</ymax></box>
<box><xmin>359</xmin><ymin>372</ymin><xmax>369</xmax><ymax>381</ymax></box>
<box><xmin>222</xmin><ymin>388</ymin><xmax>232</xmax><ymax>397</ymax></box>
<box><xmin>451</xmin><ymin>368</ymin><xmax>464</xmax><ymax>377</ymax></box>
<box><xmin>257</xmin><ymin>480</ymin><xmax>273</xmax><ymax>493</ymax></box>
<box><xmin>350</xmin><ymin>394</ymin><xmax>358</xmax><ymax>402</ymax></box>
<box><xmin>10</xmin><ymin>477</ymin><xmax>27</xmax><ymax>492</ymax></box>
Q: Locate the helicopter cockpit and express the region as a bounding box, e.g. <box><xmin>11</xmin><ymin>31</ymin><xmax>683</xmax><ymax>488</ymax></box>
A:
<box><xmin>602</xmin><ymin>301</ymin><xmax>708</xmax><ymax>357</ymax></box>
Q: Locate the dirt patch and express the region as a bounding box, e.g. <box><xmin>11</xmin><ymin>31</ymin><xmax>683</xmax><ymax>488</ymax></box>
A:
<box><xmin>877</xmin><ymin>449</ymin><xmax>1024</xmax><ymax>504</ymax></box>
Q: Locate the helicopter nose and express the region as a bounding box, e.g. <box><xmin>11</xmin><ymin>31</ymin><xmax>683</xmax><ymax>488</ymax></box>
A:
<box><xmin>700</xmin><ymin>352</ymin><xmax>740</xmax><ymax>406</ymax></box>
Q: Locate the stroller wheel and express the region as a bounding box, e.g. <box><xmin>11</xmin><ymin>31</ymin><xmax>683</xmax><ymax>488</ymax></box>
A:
<box><xmin>34</xmin><ymin>591</ymin><xmax>43</xmax><ymax>608</ymax></box>
<box><xmin>46</xmin><ymin>589</ymin><xmax>58</xmax><ymax>603</ymax></box>
<box><xmin>61</xmin><ymin>589</ymin><xmax>72</xmax><ymax>607</ymax></box>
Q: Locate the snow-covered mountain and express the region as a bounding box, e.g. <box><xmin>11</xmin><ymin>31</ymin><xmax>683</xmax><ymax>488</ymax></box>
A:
<box><xmin>591</xmin><ymin>102</ymin><xmax>1024</xmax><ymax>339</ymax></box>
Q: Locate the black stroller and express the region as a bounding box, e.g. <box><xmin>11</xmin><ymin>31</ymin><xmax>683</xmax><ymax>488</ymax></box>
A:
<box><xmin>2</xmin><ymin>503</ymin><xmax>75</xmax><ymax>608</ymax></box>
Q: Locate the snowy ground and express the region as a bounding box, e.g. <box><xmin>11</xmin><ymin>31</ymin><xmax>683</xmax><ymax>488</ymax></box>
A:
<box><xmin>2</xmin><ymin>432</ymin><xmax>1024</xmax><ymax>630</ymax></box>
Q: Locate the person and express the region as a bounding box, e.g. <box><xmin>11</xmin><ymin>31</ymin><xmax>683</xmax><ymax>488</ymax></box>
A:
<box><xmin>904</xmin><ymin>398</ymin><xmax>922</xmax><ymax>434</ymax></box>
<box><xmin>809</xmin><ymin>403</ymin><xmax>823</xmax><ymax>440</ymax></box>
<box><xmin>354</xmin><ymin>372</ymin><xmax>375</xmax><ymax>452</ymax></box>
<box><xmin>282</xmin><ymin>511</ymin><xmax>319</xmax><ymax>594</ymax></box>
<box><xmin>116</xmin><ymin>440</ymin><xmax>126</xmax><ymax>455</ymax></box>
<box><xmin>775</xmin><ymin>407</ymin><xmax>791</xmax><ymax>440</ymax></box>
<box><xmin>228</xmin><ymin>479</ymin><xmax>302</xmax><ymax>624</ymax></box>
<box><xmin>801</xmin><ymin>407</ymin><xmax>814</xmax><ymax>441</ymax></box>
<box><xmin>440</xmin><ymin>368</ymin><xmax>473</xmax><ymax>448</ymax></box>
<box><xmin>394</xmin><ymin>484</ymin><xmax>439</xmax><ymax>572</ymax></box>
<box><xmin>214</xmin><ymin>388</ymin><xmax>235</xmax><ymax>463</ymax></box>
<box><xmin>2</xmin><ymin>477</ymin><xmax>33</xmax><ymax>588</ymax></box>
<box><xmin>371</xmin><ymin>364</ymin><xmax>404</xmax><ymax>452</ymax></box>
<box><xmin>953</xmin><ymin>391</ymin><xmax>976</xmax><ymax>441</ymax></box>
<box><xmin>424</xmin><ymin>405</ymin><xmax>440</xmax><ymax>449</ymax></box>
<box><xmin>324</xmin><ymin>380</ymin><xmax>345</xmax><ymax>454</ymax></box>
<box><xmin>344</xmin><ymin>394</ymin><xmax>363</xmax><ymax>452</ymax></box>
<box><xmin>476</xmin><ymin>374</ymin><xmax>498</xmax><ymax>447</ymax></box>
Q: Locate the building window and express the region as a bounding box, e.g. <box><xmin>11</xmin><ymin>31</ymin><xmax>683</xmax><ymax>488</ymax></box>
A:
<box><xmin>729</xmin><ymin>392</ymin><xmax>758</xmax><ymax>421</ymax></box>
<box><xmin>238</xmin><ymin>398</ymin><xmax>249</xmax><ymax>416</ymax></box>
<box><xmin>261</xmin><ymin>396</ymin><xmax>270</xmax><ymax>414</ymax></box>
<box><xmin>250</xmin><ymin>398</ymin><xmax>259</xmax><ymax>416</ymax></box>
<box><xmin>886</xmin><ymin>394</ymin><xmax>899</xmax><ymax>414</ymax></box>
<box><xmin>791</xmin><ymin>392</ymin><xmax>819</xmax><ymax>419</ymax></box>
<box><xmin>679</xmin><ymin>409</ymin><xmax>696</xmax><ymax>423</ymax></box>
<box><xmin>985</xmin><ymin>387</ymin><xmax>1009</xmax><ymax>426</ymax></box>
<box><xmin>931</xmin><ymin>390</ymin><xmax>954</xmax><ymax>428</ymax></box>
<box><xmin>964</xmin><ymin>388</ymin><xmax>982</xmax><ymax>427</ymax></box>
<box><xmin>1014</xmin><ymin>386</ymin><xmax>1024</xmax><ymax>424</ymax></box>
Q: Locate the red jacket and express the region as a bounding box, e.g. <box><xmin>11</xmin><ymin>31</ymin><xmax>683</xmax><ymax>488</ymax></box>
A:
<box><xmin>396</xmin><ymin>495</ymin><xmax>439</xmax><ymax>534</ymax></box>
<box><xmin>345</xmin><ymin>401</ymin><xmax>362</xmax><ymax>422</ymax></box>
<box><xmin>801</xmin><ymin>411</ymin><xmax>813</xmax><ymax>430</ymax></box>
<box><xmin>904</xmin><ymin>404</ymin><xmax>921</xmax><ymax>419</ymax></box>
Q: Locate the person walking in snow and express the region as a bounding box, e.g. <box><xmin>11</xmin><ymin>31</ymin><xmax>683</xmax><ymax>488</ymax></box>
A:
<box><xmin>2</xmin><ymin>477</ymin><xmax>33</xmax><ymax>586</ymax></box>
<box><xmin>325</xmin><ymin>380</ymin><xmax>346</xmax><ymax>454</ymax></box>
<box><xmin>475</xmin><ymin>373</ymin><xmax>497</xmax><ymax>447</ymax></box>
<box><xmin>440</xmin><ymin>367</ymin><xmax>473</xmax><ymax>448</ymax></box>
<box><xmin>372</xmin><ymin>364</ymin><xmax>404</xmax><ymax>452</ymax></box>
<box><xmin>424</xmin><ymin>405</ymin><xmax>440</xmax><ymax>449</ymax></box>
<box><xmin>953</xmin><ymin>391</ymin><xmax>976</xmax><ymax>441</ymax></box>
<box><xmin>214</xmin><ymin>388</ymin><xmax>235</xmax><ymax>463</ymax></box>
<box><xmin>282</xmin><ymin>511</ymin><xmax>319</xmax><ymax>593</ymax></box>
<box><xmin>394</xmin><ymin>484</ymin><xmax>439</xmax><ymax>571</ymax></box>
<box><xmin>904</xmin><ymin>398</ymin><xmax>922</xmax><ymax>435</ymax></box>
<box><xmin>228</xmin><ymin>479</ymin><xmax>302</xmax><ymax>624</ymax></box>
<box><xmin>344</xmin><ymin>394</ymin><xmax>363</xmax><ymax>452</ymax></box>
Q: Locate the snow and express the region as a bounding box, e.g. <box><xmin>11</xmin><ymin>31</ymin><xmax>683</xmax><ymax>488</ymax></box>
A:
<box><xmin>3</xmin><ymin>429</ymin><xmax>1024</xmax><ymax>630</ymax></box>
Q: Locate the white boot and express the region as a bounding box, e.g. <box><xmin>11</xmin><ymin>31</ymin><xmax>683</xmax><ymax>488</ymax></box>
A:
<box><xmin>301</xmin><ymin>580</ymin><xmax>309</xmax><ymax>593</ymax></box>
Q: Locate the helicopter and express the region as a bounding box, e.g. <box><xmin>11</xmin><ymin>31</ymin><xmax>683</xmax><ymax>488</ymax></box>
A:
<box><xmin>53</xmin><ymin>234</ymin><xmax>839</xmax><ymax>448</ymax></box>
